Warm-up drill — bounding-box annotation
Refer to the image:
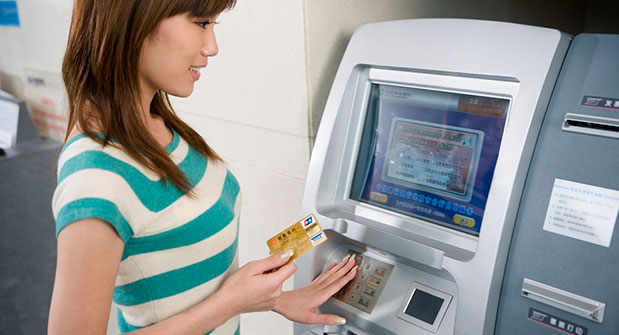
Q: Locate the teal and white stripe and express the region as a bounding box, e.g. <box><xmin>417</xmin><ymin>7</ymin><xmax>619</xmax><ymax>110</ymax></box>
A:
<box><xmin>52</xmin><ymin>130</ymin><xmax>241</xmax><ymax>334</ymax></box>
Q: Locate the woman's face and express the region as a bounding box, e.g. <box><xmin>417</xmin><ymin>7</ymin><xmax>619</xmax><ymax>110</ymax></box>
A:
<box><xmin>139</xmin><ymin>14</ymin><xmax>218</xmax><ymax>98</ymax></box>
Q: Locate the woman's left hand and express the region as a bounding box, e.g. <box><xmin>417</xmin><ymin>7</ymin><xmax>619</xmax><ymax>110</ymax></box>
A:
<box><xmin>273</xmin><ymin>254</ymin><xmax>358</xmax><ymax>325</ymax></box>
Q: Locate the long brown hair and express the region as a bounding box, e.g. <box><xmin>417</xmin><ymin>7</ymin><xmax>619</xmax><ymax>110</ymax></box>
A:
<box><xmin>62</xmin><ymin>0</ymin><xmax>235</xmax><ymax>195</ymax></box>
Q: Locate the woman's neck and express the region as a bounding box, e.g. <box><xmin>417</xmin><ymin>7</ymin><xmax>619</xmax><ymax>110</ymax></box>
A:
<box><xmin>140</xmin><ymin>88</ymin><xmax>174</xmax><ymax>149</ymax></box>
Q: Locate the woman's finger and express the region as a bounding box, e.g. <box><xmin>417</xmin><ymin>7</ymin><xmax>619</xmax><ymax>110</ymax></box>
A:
<box><xmin>322</xmin><ymin>265</ymin><xmax>358</xmax><ymax>298</ymax></box>
<box><xmin>304</xmin><ymin>312</ymin><xmax>347</xmax><ymax>326</ymax></box>
<box><xmin>335</xmin><ymin>256</ymin><xmax>356</xmax><ymax>277</ymax></box>
<box><xmin>313</xmin><ymin>254</ymin><xmax>353</xmax><ymax>285</ymax></box>
<box><xmin>250</xmin><ymin>250</ymin><xmax>294</xmax><ymax>274</ymax></box>
<box><xmin>312</xmin><ymin>260</ymin><xmax>339</xmax><ymax>283</ymax></box>
<box><xmin>269</xmin><ymin>261</ymin><xmax>298</xmax><ymax>283</ymax></box>
<box><xmin>318</xmin><ymin>256</ymin><xmax>356</xmax><ymax>288</ymax></box>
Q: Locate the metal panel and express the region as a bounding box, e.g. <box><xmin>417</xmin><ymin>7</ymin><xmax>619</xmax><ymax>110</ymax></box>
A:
<box><xmin>496</xmin><ymin>34</ymin><xmax>619</xmax><ymax>335</ymax></box>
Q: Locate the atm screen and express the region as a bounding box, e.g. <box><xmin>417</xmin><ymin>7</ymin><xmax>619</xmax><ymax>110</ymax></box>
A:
<box><xmin>350</xmin><ymin>84</ymin><xmax>509</xmax><ymax>235</ymax></box>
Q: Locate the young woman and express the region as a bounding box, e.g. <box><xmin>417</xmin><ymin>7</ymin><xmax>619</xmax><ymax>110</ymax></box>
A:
<box><xmin>48</xmin><ymin>1</ymin><xmax>357</xmax><ymax>334</ymax></box>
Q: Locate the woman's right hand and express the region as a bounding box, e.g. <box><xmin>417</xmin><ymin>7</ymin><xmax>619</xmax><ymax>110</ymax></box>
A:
<box><xmin>216</xmin><ymin>250</ymin><xmax>298</xmax><ymax>315</ymax></box>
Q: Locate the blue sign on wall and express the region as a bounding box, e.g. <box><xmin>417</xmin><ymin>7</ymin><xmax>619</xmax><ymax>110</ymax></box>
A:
<box><xmin>0</xmin><ymin>1</ymin><xmax>20</xmax><ymax>27</ymax></box>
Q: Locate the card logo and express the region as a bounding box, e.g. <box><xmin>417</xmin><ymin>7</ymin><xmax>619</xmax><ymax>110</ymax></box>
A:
<box><xmin>302</xmin><ymin>215</ymin><xmax>315</xmax><ymax>228</ymax></box>
<box><xmin>310</xmin><ymin>232</ymin><xmax>324</xmax><ymax>245</ymax></box>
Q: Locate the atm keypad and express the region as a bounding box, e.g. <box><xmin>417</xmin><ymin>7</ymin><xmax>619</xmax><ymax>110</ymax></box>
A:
<box><xmin>333</xmin><ymin>250</ymin><xmax>394</xmax><ymax>313</ymax></box>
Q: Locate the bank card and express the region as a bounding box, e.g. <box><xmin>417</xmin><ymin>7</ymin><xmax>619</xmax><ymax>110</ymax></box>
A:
<box><xmin>266</xmin><ymin>214</ymin><xmax>327</xmax><ymax>262</ymax></box>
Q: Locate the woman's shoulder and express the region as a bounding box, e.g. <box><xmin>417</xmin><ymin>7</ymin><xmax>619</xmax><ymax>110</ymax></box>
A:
<box><xmin>60</xmin><ymin>125</ymin><xmax>111</xmax><ymax>156</ymax></box>
<box><xmin>53</xmin><ymin>129</ymin><xmax>136</xmax><ymax>242</ymax></box>
<box><xmin>58</xmin><ymin>131</ymin><xmax>117</xmax><ymax>170</ymax></box>
<box><xmin>57</xmin><ymin>129</ymin><xmax>160</xmax><ymax>188</ymax></box>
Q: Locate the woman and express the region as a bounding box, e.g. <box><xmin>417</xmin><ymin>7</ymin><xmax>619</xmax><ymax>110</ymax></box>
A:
<box><xmin>48</xmin><ymin>0</ymin><xmax>357</xmax><ymax>334</ymax></box>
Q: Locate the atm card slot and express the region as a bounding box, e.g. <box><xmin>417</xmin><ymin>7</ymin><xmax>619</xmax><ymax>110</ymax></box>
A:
<box><xmin>562</xmin><ymin>113</ymin><xmax>619</xmax><ymax>139</ymax></box>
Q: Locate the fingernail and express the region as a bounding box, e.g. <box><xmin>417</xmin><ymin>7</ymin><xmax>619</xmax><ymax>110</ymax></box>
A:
<box><xmin>280</xmin><ymin>249</ymin><xmax>294</xmax><ymax>259</ymax></box>
<box><xmin>342</xmin><ymin>254</ymin><xmax>350</xmax><ymax>261</ymax></box>
<box><xmin>335</xmin><ymin>317</ymin><xmax>346</xmax><ymax>325</ymax></box>
<box><xmin>352</xmin><ymin>265</ymin><xmax>359</xmax><ymax>272</ymax></box>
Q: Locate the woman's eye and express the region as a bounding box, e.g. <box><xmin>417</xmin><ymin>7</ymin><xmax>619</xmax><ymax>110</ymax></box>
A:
<box><xmin>196</xmin><ymin>21</ymin><xmax>218</xmax><ymax>29</ymax></box>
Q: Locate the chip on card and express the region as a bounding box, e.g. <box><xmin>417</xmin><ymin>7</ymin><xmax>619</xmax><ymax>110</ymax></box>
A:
<box><xmin>267</xmin><ymin>214</ymin><xmax>327</xmax><ymax>262</ymax></box>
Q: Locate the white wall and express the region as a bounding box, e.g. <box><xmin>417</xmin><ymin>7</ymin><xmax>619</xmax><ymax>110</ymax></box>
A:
<box><xmin>0</xmin><ymin>0</ymin><xmax>72</xmax><ymax>93</ymax></box>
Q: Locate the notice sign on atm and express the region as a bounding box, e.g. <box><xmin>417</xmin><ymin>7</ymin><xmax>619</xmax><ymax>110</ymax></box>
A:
<box><xmin>543</xmin><ymin>179</ymin><xmax>619</xmax><ymax>247</ymax></box>
<box><xmin>383</xmin><ymin>118</ymin><xmax>483</xmax><ymax>202</ymax></box>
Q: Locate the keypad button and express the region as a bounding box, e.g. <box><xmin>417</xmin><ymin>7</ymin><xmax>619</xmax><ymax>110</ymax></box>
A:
<box><xmin>362</xmin><ymin>286</ymin><xmax>376</xmax><ymax>297</ymax></box>
<box><xmin>373</xmin><ymin>267</ymin><xmax>387</xmax><ymax>277</ymax></box>
<box><xmin>368</xmin><ymin>276</ymin><xmax>382</xmax><ymax>287</ymax></box>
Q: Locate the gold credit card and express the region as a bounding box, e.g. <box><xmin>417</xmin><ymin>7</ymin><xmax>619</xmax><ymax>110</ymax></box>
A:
<box><xmin>267</xmin><ymin>214</ymin><xmax>327</xmax><ymax>262</ymax></box>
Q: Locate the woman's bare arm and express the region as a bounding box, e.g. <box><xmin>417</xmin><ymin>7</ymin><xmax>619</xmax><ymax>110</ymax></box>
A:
<box><xmin>48</xmin><ymin>218</ymin><xmax>125</xmax><ymax>334</ymax></box>
<box><xmin>48</xmin><ymin>218</ymin><xmax>295</xmax><ymax>335</ymax></box>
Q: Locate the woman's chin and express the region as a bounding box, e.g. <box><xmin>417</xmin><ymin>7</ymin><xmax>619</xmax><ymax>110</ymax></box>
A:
<box><xmin>166</xmin><ymin>87</ymin><xmax>194</xmax><ymax>98</ymax></box>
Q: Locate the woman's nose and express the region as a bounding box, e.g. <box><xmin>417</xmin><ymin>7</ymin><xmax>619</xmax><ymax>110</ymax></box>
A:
<box><xmin>201</xmin><ymin>29</ymin><xmax>219</xmax><ymax>57</ymax></box>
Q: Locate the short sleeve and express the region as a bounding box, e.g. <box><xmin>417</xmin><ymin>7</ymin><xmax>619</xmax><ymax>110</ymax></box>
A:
<box><xmin>52</xmin><ymin>139</ymin><xmax>134</xmax><ymax>242</ymax></box>
<box><xmin>53</xmin><ymin>194</ymin><xmax>134</xmax><ymax>242</ymax></box>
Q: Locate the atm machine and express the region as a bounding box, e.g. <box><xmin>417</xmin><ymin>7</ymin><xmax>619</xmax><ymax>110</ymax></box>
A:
<box><xmin>495</xmin><ymin>34</ymin><xmax>619</xmax><ymax>335</ymax></box>
<box><xmin>293</xmin><ymin>19</ymin><xmax>571</xmax><ymax>335</ymax></box>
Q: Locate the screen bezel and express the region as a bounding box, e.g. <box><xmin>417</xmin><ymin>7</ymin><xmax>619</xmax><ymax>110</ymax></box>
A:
<box><xmin>330</xmin><ymin>67</ymin><xmax>519</xmax><ymax>254</ymax></box>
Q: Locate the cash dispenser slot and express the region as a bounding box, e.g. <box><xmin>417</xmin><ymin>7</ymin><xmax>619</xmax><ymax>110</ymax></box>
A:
<box><xmin>521</xmin><ymin>278</ymin><xmax>606</xmax><ymax>323</ymax></box>
<box><xmin>562</xmin><ymin>113</ymin><xmax>619</xmax><ymax>139</ymax></box>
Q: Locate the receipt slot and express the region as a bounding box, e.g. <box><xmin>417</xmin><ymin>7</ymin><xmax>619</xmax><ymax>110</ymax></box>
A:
<box><xmin>293</xmin><ymin>19</ymin><xmax>570</xmax><ymax>335</ymax></box>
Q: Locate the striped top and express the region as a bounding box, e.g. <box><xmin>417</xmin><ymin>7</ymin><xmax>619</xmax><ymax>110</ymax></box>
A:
<box><xmin>52</xmin><ymin>129</ymin><xmax>241</xmax><ymax>335</ymax></box>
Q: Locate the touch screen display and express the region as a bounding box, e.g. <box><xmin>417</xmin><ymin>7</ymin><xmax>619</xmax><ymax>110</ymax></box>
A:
<box><xmin>350</xmin><ymin>84</ymin><xmax>509</xmax><ymax>235</ymax></box>
<box><xmin>383</xmin><ymin>119</ymin><xmax>483</xmax><ymax>201</ymax></box>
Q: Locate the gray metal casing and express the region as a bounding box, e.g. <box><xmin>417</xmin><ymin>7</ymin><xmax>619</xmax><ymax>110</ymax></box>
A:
<box><xmin>294</xmin><ymin>19</ymin><xmax>570</xmax><ymax>335</ymax></box>
<box><xmin>495</xmin><ymin>34</ymin><xmax>619</xmax><ymax>335</ymax></box>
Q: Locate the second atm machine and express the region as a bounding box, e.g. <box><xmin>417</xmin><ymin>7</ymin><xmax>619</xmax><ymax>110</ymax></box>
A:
<box><xmin>294</xmin><ymin>19</ymin><xmax>571</xmax><ymax>335</ymax></box>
